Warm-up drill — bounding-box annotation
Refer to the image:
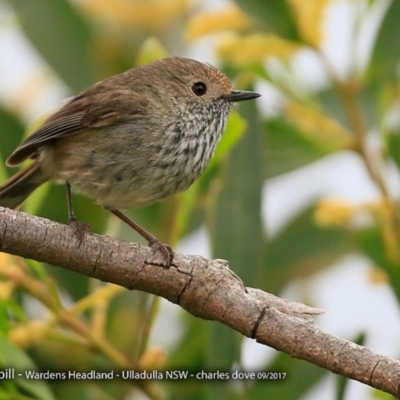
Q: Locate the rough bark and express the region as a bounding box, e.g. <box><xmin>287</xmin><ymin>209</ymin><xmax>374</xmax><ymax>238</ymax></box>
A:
<box><xmin>0</xmin><ymin>207</ymin><xmax>399</xmax><ymax>397</ymax></box>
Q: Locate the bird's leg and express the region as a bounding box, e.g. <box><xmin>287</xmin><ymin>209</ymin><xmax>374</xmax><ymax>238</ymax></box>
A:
<box><xmin>66</xmin><ymin>182</ymin><xmax>91</xmax><ymax>242</ymax></box>
<box><xmin>107</xmin><ymin>207</ymin><xmax>173</xmax><ymax>266</ymax></box>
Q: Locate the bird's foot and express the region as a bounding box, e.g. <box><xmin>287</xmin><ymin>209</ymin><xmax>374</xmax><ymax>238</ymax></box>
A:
<box><xmin>148</xmin><ymin>239</ymin><xmax>174</xmax><ymax>267</ymax></box>
<box><xmin>68</xmin><ymin>216</ymin><xmax>92</xmax><ymax>244</ymax></box>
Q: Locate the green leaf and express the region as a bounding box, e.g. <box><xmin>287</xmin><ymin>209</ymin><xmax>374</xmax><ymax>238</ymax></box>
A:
<box><xmin>167</xmin><ymin>317</ymin><xmax>208</xmax><ymax>400</ymax></box>
<box><xmin>248</xmin><ymin>352</ymin><xmax>326</xmax><ymax>399</ymax></box>
<box><xmin>0</xmin><ymin>108</ymin><xmax>25</xmax><ymax>181</ymax></box>
<box><xmin>205</xmin><ymin>98</ymin><xmax>264</xmax><ymax>391</ymax></box>
<box><xmin>357</xmin><ymin>227</ymin><xmax>400</xmax><ymax>302</ymax></box>
<box><xmin>55</xmin><ymin>381</ymin><xmax>118</xmax><ymax>400</ymax></box>
<box><xmin>0</xmin><ymin>332</ymin><xmax>55</xmax><ymax>400</ymax></box>
<box><xmin>168</xmin><ymin>319</ymin><xmax>242</xmax><ymax>400</ymax></box>
<box><xmin>168</xmin><ymin>317</ymin><xmax>207</xmax><ymax>370</ymax></box>
<box><xmin>265</xmin><ymin>206</ymin><xmax>354</xmax><ymax>293</ymax></box>
<box><xmin>0</xmin><ymin>295</ymin><xmax>28</xmax><ymax>333</ymax></box>
<box><xmin>11</xmin><ymin>0</ymin><xmax>94</xmax><ymax>91</ymax></box>
<box><xmin>387</xmin><ymin>129</ymin><xmax>400</xmax><ymax>172</ymax></box>
<box><xmin>208</xmin><ymin>112</ymin><xmax>247</xmax><ymax>173</ymax></box>
<box><xmin>367</xmin><ymin>0</ymin><xmax>400</xmax><ymax>82</ymax></box>
<box><xmin>136</xmin><ymin>37</ymin><xmax>169</xmax><ymax>65</ymax></box>
<box><xmin>264</xmin><ymin>118</ymin><xmax>328</xmax><ymax>178</ymax></box>
<box><xmin>231</xmin><ymin>0</ymin><xmax>300</xmax><ymax>41</ymax></box>
<box><xmin>372</xmin><ymin>388</ymin><xmax>399</xmax><ymax>400</ymax></box>
<box><xmin>209</xmin><ymin>97</ymin><xmax>265</xmax><ymax>287</ymax></box>
<box><xmin>316</xmin><ymin>84</ymin><xmax>381</xmax><ymax>133</ymax></box>
<box><xmin>204</xmin><ymin>325</ymin><xmax>243</xmax><ymax>400</ymax></box>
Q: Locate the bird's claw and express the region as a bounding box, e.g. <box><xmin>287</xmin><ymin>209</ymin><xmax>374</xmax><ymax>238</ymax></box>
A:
<box><xmin>148</xmin><ymin>239</ymin><xmax>174</xmax><ymax>267</ymax></box>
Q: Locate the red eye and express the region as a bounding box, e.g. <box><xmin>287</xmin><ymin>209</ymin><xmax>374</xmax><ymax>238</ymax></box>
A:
<box><xmin>191</xmin><ymin>82</ymin><xmax>207</xmax><ymax>96</ymax></box>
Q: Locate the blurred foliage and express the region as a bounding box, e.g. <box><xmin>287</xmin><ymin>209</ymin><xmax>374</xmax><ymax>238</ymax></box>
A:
<box><xmin>0</xmin><ymin>0</ymin><xmax>400</xmax><ymax>399</ymax></box>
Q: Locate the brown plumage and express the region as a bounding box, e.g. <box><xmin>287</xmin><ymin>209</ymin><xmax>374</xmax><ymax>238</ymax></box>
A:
<box><xmin>0</xmin><ymin>56</ymin><xmax>260</xmax><ymax>264</ymax></box>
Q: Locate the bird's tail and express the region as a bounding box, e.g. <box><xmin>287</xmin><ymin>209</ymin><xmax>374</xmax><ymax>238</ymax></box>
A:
<box><xmin>0</xmin><ymin>162</ymin><xmax>47</xmax><ymax>209</ymax></box>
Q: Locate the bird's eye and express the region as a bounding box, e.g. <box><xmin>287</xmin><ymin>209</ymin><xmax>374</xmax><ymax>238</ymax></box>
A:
<box><xmin>191</xmin><ymin>82</ymin><xmax>207</xmax><ymax>96</ymax></box>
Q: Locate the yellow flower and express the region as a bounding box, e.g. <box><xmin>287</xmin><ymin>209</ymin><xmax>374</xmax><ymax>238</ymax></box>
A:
<box><xmin>368</xmin><ymin>267</ymin><xmax>389</xmax><ymax>285</ymax></box>
<box><xmin>314</xmin><ymin>199</ymin><xmax>354</xmax><ymax>227</ymax></box>
<box><xmin>79</xmin><ymin>0</ymin><xmax>188</xmax><ymax>31</ymax></box>
<box><xmin>0</xmin><ymin>281</ymin><xmax>15</xmax><ymax>300</ymax></box>
<box><xmin>218</xmin><ymin>33</ymin><xmax>300</xmax><ymax>67</ymax></box>
<box><xmin>290</xmin><ymin>0</ymin><xmax>330</xmax><ymax>47</ymax></box>
<box><xmin>186</xmin><ymin>5</ymin><xmax>251</xmax><ymax>41</ymax></box>
<box><xmin>9</xmin><ymin>322</ymin><xmax>45</xmax><ymax>348</ymax></box>
<box><xmin>285</xmin><ymin>102</ymin><xmax>352</xmax><ymax>151</ymax></box>
<box><xmin>137</xmin><ymin>346</ymin><xmax>167</xmax><ymax>370</ymax></box>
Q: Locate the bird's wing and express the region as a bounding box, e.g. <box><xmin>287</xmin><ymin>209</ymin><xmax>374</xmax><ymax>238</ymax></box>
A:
<box><xmin>7</xmin><ymin>89</ymin><xmax>148</xmax><ymax>166</ymax></box>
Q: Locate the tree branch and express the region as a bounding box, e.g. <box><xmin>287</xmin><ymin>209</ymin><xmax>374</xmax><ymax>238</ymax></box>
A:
<box><xmin>0</xmin><ymin>207</ymin><xmax>399</xmax><ymax>397</ymax></box>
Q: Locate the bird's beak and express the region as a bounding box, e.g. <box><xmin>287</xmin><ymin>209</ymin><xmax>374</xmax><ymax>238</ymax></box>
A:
<box><xmin>222</xmin><ymin>90</ymin><xmax>261</xmax><ymax>102</ymax></box>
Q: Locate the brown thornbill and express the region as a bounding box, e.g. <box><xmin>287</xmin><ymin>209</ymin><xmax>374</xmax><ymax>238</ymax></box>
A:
<box><xmin>0</xmin><ymin>56</ymin><xmax>260</xmax><ymax>264</ymax></box>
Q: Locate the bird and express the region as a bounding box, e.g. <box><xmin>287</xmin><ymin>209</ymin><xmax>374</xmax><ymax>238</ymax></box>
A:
<box><xmin>0</xmin><ymin>56</ymin><xmax>260</xmax><ymax>264</ymax></box>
